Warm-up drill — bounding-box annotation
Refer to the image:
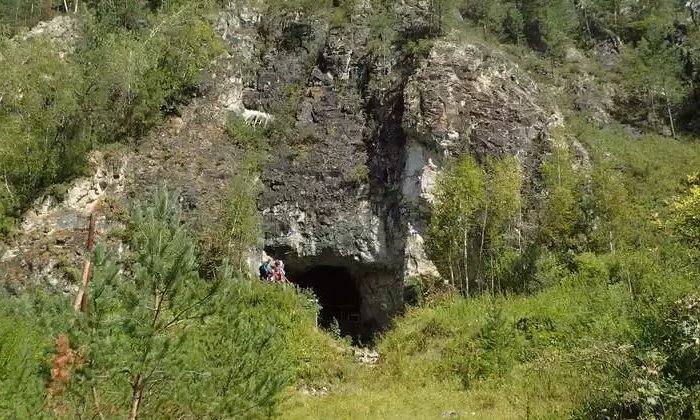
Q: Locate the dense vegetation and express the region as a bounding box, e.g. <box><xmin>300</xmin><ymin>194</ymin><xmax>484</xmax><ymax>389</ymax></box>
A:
<box><xmin>0</xmin><ymin>189</ymin><xmax>349</xmax><ymax>419</ymax></box>
<box><xmin>2</xmin><ymin>0</ymin><xmax>700</xmax><ymax>419</ymax></box>
<box><xmin>447</xmin><ymin>0</ymin><xmax>700</xmax><ymax>132</ymax></box>
<box><xmin>281</xmin><ymin>121</ymin><xmax>700</xmax><ymax>419</ymax></box>
<box><xmin>0</xmin><ymin>0</ymin><xmax>222</xmax><ymax>235</ymax></box>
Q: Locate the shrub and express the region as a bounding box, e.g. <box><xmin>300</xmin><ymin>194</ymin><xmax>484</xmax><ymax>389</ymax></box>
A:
<box><xmin>0</xmin><ymin>36</ymin><xmax>87</xmax><ymax>231</ymax></box>
<box><xmin>226</xmin><ymin>114</ymin><xmax>271</xmax><ymax>151</ymax></box>
<box><xmin>573</xmin><ymin>252</ymin><xmax>608</xmax><ymax>285</ymax></box>
<box><xmin>673</xmin><ymin>186</ymin><xmax>700</xmax><ymax>249</ymax></box>
<box><xmin>0</xmin><ymin>302</ymin><xmax>50</xmax><ymax>418</ymax></box>
<box><xmin>199</xmin><ymin>153</ymin><xmax>263</xmax><ymax>274</ymax></box>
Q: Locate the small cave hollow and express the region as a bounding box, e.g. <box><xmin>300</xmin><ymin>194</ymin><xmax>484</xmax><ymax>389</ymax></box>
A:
<box><xmin>288</xmin><ymin>265</ymin><xmax>363</xmax><ymax>340</ymax></box>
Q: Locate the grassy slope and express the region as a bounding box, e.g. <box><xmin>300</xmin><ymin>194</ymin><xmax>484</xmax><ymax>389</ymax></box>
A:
<box><xmin>283</xmin><ymin>285</ymin><xmax>632</xmax><ymax>418</ymax></box>
<box><xmin>282</xmin><ymin>121</ymin><xmax>700</xmax><ymax>419</ymax></box>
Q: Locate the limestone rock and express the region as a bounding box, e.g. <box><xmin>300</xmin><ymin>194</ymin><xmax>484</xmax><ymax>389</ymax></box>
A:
<box><xmin>3</xmin><ymin>4</ymin><xmax>555</xmax><ymax>338</ymax></box>
<box><xmin>400</xmin><ymin>39</ymin><xmax>552</xmax><ymax>280</ymax></box>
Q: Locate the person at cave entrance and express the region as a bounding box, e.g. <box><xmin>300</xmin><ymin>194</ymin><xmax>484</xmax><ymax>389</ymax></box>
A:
<box><xmin>258</xmin><ymin>261</ymin><xmax>267</xmax><ymax>281</ymax></box>
<box><xmin>259</xmin><ymin>259</ymin><xmax>273</xmax><ymax>282</ymax></box>
<box><xmin>272</xmin><ymin>261</ymin><xmax>282</xmax><ymax>283</ymax></box>
<box><xmin>276</xmin><ymin>259</ymin><xmax>286</xmax><ymax>282</ymax></box>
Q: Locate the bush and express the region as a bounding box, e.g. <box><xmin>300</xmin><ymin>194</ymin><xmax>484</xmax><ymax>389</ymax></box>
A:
<box><xmin>573</xmin><ymin>252</ymin><xmax>608</xmax><ymax>285</ymax></box>
<box><xmin>78</xmin><ymin>6</ymin><xmax>224</xmax><ymax>144</ymax></box>
<box><xmin>0</xmin><ymin>302</ymin><xmax>50</xmax><ymax>418</ymax></box>
<box><xmin>673</xmin><ymin>186</ymin><xmax>700</xmax><ymax>249</ymax></box>
<box><xmin>226</xmin><ymin>115</ymin><xmax>271</xmax><ymax>151</ymax></box>
<box><xmin>0</xmin><ymin>36</ymin><xmax>88</xmax><ymax>232</ymax></box>
<box><xmin>0</xmin><ymin>2</ymin><xmax>224</xmax><ymax>236</ymax></box>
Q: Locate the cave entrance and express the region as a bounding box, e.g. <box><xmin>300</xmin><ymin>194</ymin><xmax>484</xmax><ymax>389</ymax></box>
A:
<box><xmin>291</xmin><ymin>265</ymin><xmax>362</xmax><ymax>339</ymax></box>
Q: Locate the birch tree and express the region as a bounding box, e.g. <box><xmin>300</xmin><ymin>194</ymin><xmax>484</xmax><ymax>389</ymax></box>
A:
<box><xmin>427</xmin><ymin>155</ymin><xmax>484</xmax><ymax>296</ymax></box>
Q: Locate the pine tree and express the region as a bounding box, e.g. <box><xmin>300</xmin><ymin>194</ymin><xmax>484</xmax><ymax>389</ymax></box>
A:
<box><xmin>65</xmin><ymin>187</ymin><xmax>293</xmax><ymax>419</ymax></box>
<box><xmin>0</xmin><ymin>302</ymin><xmax>50</xmax><ymax>419</ymax></box>
<box><xmin>69</xmin><ymin>188</ymin><xmax>218</xmax><ymax>419</ymax></box>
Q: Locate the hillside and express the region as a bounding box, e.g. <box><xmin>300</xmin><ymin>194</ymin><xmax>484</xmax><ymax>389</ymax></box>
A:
<box><xmin>2</xmin><ymin>0</ymin><xmax>700</xmax><ymax>419</ymax></box>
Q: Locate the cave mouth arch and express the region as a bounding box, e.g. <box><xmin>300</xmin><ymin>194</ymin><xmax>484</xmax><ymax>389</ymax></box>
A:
<box><xmin>291</xmin><ymin>265</ymin><xmax>362</xmax><ymax>340</ymax></box>
<box><xmin>264</xmin><ymin>246</ymin><xmax>401</xmax><ymax>343</ymax></box>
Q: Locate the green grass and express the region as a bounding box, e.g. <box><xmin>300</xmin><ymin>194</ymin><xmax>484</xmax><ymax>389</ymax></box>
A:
<box><xmin>282</xmin><ymin>122</ymin><xmax>700</xmax><ymax>419</ymax></box>
<box><xmin>569</xmin><ymin>119</ymin><xmax>700</xmax><ymax>212</ymax></box>
<box><xmin>283</xmin><ymin>265</ymin><xmax>695</xmax><ymax>418</ymax></box>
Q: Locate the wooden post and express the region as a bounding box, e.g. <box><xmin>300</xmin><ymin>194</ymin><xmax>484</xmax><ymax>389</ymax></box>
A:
<box><xmin>73</xmin><ymin>213</ymin><xmax>96</xmax><ymax>312</ymax></box>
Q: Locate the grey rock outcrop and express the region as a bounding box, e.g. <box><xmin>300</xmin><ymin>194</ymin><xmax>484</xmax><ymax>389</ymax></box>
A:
<box><xmin>400</xmin><ymin>40</ymin><xmax>555</xmax><ymax>280</ymax></box>
<box><xmin>2</xmin><ymin>2</ymin><xmax>554</xmax><ymax>336</ymax></box>
<box><xmin>244</xmin><ymin>5</ymin><xmax>554</xmax><ymax>332</ymax></box>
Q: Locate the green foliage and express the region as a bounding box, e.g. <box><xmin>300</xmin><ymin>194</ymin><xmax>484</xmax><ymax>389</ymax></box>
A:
<box><xmin>619</xmin><ymin>30</ymin><xmax>687</xmax><ymax>130</ymax></box>
<box><xmin>395</xmin><ymin>115</ymin><xmax>700</xmax><ymax>418</ymax></box>
<box><xmin>0</xmin><ymin>301</ymin><xmax>50</xmax><ymax>418</ymax></box>
<box><xmin>66</xmin><ymin>188</ymin><xmax>212</xmax><ymax>417</ymax></box>
<box><xmin>0</xmin><ymin>0</ymin><xmax>47</xmax><ymax>36</ymax></box>
<box><xmin>673</xmin><ymin>186</ymin><xmax>700</xmax><ymax>249</ymax></box>
<box><xmin>436</xmin><ymin>0</ymin><xmax>700</xmax><ymax>133</ymax></box>
<box><xmin>538</xmin><ymin>136</ymin><xmax>584</xmax><ymax>250</ymax></box>
<box><xmin>200</xmin><ymin>154</ymin><xmax>263</xmax><ymax>273</ymax></box>
<box><xmin>156</xmin><ymin>267</ymin><xmax>293</xmax><ymax>419</ymax></box>
<box><xmin>0</xmin><ymin>36</ymin><xmax>88</xmax><ymax>233</ymax></box>
<box><xmin>427</xmin><ymin>155</ymin><xmax>484</xmax><ymax>295</ymax></box>
<box><xmin>588</xmin><ymin>163</ymin><xmax>632</xmax><ymax>252</ymax></box>
<box><xmin>472</xmin><ymin>305</ymin><xmax>516</xmax><ymax>380</ymax></box>
<box><xmin>226</xmin><ymin>115</ymin><xmax>271</xmax><ymax>152</ymax></box>
<box><xmin>480</xmin><ymin>156</ymin><xmax>523</xmax><ymax>291</ymax></box>
<box><xmin>0</xmin><ymin>2</ymin><xmax>223</xmax><ymax>236</ymax></box>
<box><xmin>571</xmin><ymin>118</ymin><xmax>700</xmax><ymax>248</ymax></box>
<box><xmin>346</xmin><ymin>164</ymin><xmax>370</xmax><ymax>184</ymax></box>
<box><xmin>428</xmin><ymin>154</ymin><xmax>525</xmax><ymax>295</ymax></box>
<box><xmin>54</xmin><ymin>188</ymin><xmax>340</xmax><ymax>418</ymax></box>
<box><xmin>78</xmin><ymin>5</ymin><xmax>224</xmax><ymax>144</ymax></box>
<box><xmin>520</xmin><ymin>0</ymin><xmax>579</xmax><ymax>57</ymax></box>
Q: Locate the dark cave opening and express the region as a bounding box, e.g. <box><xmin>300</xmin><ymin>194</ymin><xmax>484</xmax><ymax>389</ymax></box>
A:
<box><xmin>290</xmin><ymin>265</ymin><xmax>362</xmax><ymax>339</ymax></box>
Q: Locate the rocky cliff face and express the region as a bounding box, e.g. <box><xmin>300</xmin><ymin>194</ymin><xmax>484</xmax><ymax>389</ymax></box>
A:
<box><xmin>1</xmin><ymin>3</ymin><xmax>555</xmax><ymax>336</ymax></box>
<box><xmin>229</xmin><ymin>2</ymin><xmax>555</xmax><ymax>332</ymax></box>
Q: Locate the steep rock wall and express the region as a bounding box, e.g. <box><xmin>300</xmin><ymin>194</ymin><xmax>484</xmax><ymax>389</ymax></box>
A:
<box><xmin>239</xmin><ymin>4</ymin><xmax>555</xmax><ymax>332</ymax></box>
<box><xmin>1</xmin><ymin>3</ymin><xmax>556</xmax><ymax>336</ymax></box>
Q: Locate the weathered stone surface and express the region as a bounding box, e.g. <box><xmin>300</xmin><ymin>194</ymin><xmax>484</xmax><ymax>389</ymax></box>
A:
<box><xmin>400</xmin><ymin>39</ymin><xmax>554</xmax><ymax>281</ymax></box>
<box><xmin>0</xmin><ymin>151</ymin><xmax>127</xmax><ymax>293</ymax></box>
<box><xmin>20</xmin><ymin>15</ymin><xmax>79</xmax><ymax>56</ymax></box>
<box><xmin>3</xmin><ymin>3</ymin><xmax>555</xmax><ymax>337</ymax></box>
<box><xmin>404</xmin><ymin>40</ymin><xmax>548</xmax><ymax>159</ymax></box>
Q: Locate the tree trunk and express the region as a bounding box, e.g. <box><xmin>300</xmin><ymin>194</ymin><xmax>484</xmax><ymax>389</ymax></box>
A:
<box><xmin>448</xmin><ymin>246</ymin><xmax>455</xmax><ymax>288</ymax></box>
<box><xmin>650</xmin><ymin>90</ymin><xmax>657</xmax><ymax>129</ymax></box>
<box><xmin>490</xmin><ymin>256</ymin><xmax>495</xmax><ymax>295</ymax></box>
<box><xmin>14</xmin><ymin>1</ymin><xmax>20</xmax><ymax>26</ymax></box>
<box><xmin>73</xmin><ymin>213</ymin><xmax>96</xmax><ymax>312</ymax></box>
<box><xmin>479</xmin><ymin>203</ymin><xmax>489</xmax><ymax>290</ymax></box>
<box><xmin>666</xmin><ymin>95</ymin><xmax>676</xmax><ymax>137</ymax></box>
<box><xmin>129</xmin><ymin>375</ymin><xmax>143</xmax><ymax>420</ymax></box>
<box><xmin>463</xmin><ymin>227</ymin><xmax>469</xmax><ymax>297</ymax></box>
<box><xmin>517</xmin><ymin>207</ymin><xmax>523</xmax><ymax>254</ymax></box>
